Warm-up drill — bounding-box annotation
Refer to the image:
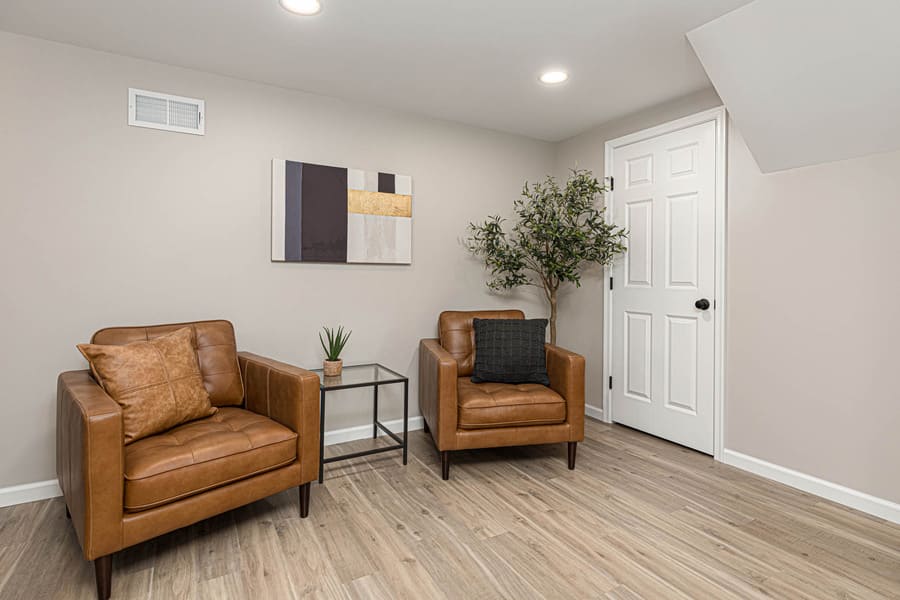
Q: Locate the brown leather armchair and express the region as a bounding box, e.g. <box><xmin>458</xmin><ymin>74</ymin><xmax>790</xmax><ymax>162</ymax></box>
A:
<box><xmin>419</xmin><ymin>310</ymin><xmax>585</xmax><ymax>480</ymax></box>
<box><xmin>57</xmin><ymin>320</ymin><xmax>320</xmax><ymax>599</ymax></box>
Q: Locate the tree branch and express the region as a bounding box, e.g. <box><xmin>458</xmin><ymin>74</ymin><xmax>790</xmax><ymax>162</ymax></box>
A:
<box><xmin>463</xmin><ymin>168</ymin><xmax>628</xmax><ymax>339</ymax></box>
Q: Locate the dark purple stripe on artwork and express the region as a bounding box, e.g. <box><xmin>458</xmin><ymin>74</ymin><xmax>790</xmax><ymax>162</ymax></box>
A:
<box><xmin>301</xmin><ymin>163</ymin><xmax>348</xmax><ymax>263</ymax></box>
<box><xmin>284</xmin><ymin>160</ymin><xmax>303</xmax><ymax>262</ymax></box>
<box><xmin>378</xmin><ymin>172</ymin><xmax>395</xmax><ymax>193</ymax></box>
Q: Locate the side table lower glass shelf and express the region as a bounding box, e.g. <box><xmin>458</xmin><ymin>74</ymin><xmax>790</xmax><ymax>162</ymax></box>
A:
<box><xmin>309</xmin><ymin>363</ymin><xmax>409</xmax><ymax>483</ymax></box>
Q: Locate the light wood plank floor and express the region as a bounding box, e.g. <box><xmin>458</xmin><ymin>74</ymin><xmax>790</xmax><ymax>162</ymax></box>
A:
<box><xmin>1</xmin><ymin>419</ymin><xmax>898</xmax><ymax>599</ymax></box>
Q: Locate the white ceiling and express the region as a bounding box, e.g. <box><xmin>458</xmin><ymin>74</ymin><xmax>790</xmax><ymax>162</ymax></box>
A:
<box><xmin>0</xmin><ymin>0</ymin><xmax>750</xmax><ymax>141</ymax></box>
<box><xmin>689</xmin><ymin>0</ymin><xmax>900</xmax><ymax>172</ymax></box>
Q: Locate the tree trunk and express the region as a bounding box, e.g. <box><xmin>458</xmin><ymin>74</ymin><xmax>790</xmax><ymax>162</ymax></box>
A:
<box><xmin>549</xmin><ymin>287</ymin><xmax>558</xmax><ymax>345</ymax></box>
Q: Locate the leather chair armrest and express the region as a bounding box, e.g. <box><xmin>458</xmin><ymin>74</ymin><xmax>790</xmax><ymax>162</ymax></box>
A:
<box><xmin>56</xmin><ymin>370</ymin><xmax>124</xmax><ymax>560</ymax></box>
<box><xmin>419</xmin><ymin>339</ymin><xmax>459</xmax><ymax>449</ymax></box>
<box><xmin>238</xmin><ymin>352</ymin><xmax>321</xmax><ymax>483</ymax></box>
<box><xmin>545</xmin><ymin>344</ymin><xmax>586</xmax><ymax>441</ymax></box>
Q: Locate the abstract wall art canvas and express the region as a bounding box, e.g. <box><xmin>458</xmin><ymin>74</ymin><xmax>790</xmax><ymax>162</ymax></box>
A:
<box><xmin>271</xmin><ymin>159</ymin><xmax>412</xmax><ymax>264</ymax></box>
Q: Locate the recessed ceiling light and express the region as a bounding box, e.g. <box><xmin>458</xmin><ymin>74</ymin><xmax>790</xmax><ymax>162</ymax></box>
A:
<box><xmin>539</xmin><ymin>70</ymin><xmax>569</xmax><ymax>85</ymax></box>
<box><xmin>280</xmin><ymin>0</ymin><xmax>321</xmax><ymax>15</ymax></box>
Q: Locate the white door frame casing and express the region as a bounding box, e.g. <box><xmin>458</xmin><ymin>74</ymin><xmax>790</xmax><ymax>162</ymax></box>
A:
<box><xmin>602</xmin><ymin>106</ymin><xmax>727</xmax><ymax>461</ymax></box>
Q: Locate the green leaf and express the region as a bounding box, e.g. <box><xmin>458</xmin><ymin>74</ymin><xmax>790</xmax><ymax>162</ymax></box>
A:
<box><xmin>320</xmin><ymin>325</ymin><xmax>352</xmax><ymax>361</ymax></box>
<box><xmin>462</xmin><ymin>168</ymin><xmax>628</xmax><ymax>315</ymax></box>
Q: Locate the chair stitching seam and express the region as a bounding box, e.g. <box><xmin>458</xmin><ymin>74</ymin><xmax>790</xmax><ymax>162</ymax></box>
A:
<box><xmin>201</xmin><ymin>369</ymin><xmax>240</xmax><ymax>377</ymax></box>
<box><xmin>124</xmin><ymin>457</ymin><xmax>297</xmax><ymax>510</ymax></box>
<box><xmin>458</xmin><ymin>418</ymin><xmax>564</xmax><ymax>427</ymax></box>
<box><xmin>460</xmin><ymin>401</ymin><xmax>564</xmax><ymax>408</ymax></box>
<box><xmin>124</xmin><ymin>435</ymin><xmax>298</xmax><ymax>480</ymax></box>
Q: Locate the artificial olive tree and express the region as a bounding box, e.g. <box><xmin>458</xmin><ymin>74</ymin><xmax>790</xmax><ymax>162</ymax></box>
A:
<box><xmin>465</xmin><ymin>169</ymin><xmax>627</xmax><ymax>345</ymax></box>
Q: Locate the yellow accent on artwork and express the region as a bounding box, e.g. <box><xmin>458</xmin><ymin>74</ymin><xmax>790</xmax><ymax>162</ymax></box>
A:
<box><xmin>347</xmin><ymin>190</ymin><xmax>412</xmax><ymax>217</ymax></box>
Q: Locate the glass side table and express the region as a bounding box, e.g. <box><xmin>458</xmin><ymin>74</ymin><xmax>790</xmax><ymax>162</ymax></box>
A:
<box><xmin>309</xmin><ymin>363</ymin><xmax>409</xmax><ymax>483</ymax></box>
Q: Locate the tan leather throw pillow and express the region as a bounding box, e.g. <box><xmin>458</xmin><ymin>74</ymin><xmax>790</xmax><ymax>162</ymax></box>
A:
<box><xmin>77</xmin><ymin>327</ymin><xmax>217</xmax><ymax>444</ymax></box>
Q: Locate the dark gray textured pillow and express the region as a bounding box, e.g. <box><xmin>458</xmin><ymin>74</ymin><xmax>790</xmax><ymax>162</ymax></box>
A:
<box><xmin>471</xmin><ymin>318</ymin><xmax>550</xmax><ymax>385</ymax></box>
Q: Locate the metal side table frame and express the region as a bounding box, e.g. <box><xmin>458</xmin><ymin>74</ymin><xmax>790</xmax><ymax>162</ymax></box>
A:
<box><xmin>311</xmin><ymin>363</ymin><xmax>409</xmax><ymax>483</ymax></box>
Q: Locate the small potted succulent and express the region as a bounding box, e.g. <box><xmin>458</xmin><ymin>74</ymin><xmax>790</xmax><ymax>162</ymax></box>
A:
<box><xmin>319</xmin><ymin>325</ymin><xmax>351</xmax><ymax>377</ymax></box>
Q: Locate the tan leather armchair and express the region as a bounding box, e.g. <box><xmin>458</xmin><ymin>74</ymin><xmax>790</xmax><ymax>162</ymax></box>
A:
<box><xmin>419</xmin><ymin>310</ymin><xmax>585</xmax><ymax>480</ymax></box>
<box><xmin>57</xmin><ymin>320</ymin><xmax>320</xmax><ymax>599</ymax></box>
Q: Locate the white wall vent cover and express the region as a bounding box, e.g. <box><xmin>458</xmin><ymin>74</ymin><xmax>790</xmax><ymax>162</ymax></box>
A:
<box><xmin>128</xmin><ymin>88</ymin><xmax>205</xmax><ymax>135</ymax></box>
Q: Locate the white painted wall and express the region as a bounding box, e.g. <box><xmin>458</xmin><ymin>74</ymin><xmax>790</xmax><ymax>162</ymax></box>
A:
<box><xmin>0</xmin><ymin>32</ymin><xmax>553</xmax><ymax>488</ymax></box>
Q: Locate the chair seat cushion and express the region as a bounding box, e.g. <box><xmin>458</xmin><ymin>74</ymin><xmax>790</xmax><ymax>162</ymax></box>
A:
<box><xmin>124</xmin><ymin>407</ymin><xmax>297</xmax><ymax>511</ymax></box>
<box><xmin>457</xmin><ymin>378</ymin><xmax>566</xmax><ymax>429</ymax></box>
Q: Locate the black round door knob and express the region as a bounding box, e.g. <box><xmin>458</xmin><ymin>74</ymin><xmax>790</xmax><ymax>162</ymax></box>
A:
<box><xmin>695</xmin><ymin>298</ymin><xmax>711</xmax><ymax>311</ymax></box>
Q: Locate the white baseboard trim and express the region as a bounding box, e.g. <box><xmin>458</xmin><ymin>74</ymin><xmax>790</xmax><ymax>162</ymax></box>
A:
<box><xmin>324</xmin><ymin>415</ymin><xmax>424</xmax><ymax>446</ymax></box>
<box><xmin>722</xmin><ymin>449</ymin><xmax>900</xmax><ymax>525</ymax></box>
<box><xmin>0</xmin><ymin>479</ymin><xmax>62</xmax><ymax>509</ymax></box>
<box><xmin>585</xmin><ymin>404</ymin><xmax>604</xmax><ymax>421</ymax></box>
<box><xmin>0</xmin><ymin>417</ymin><xmax>425</xmax><ymax>509</ymax></box>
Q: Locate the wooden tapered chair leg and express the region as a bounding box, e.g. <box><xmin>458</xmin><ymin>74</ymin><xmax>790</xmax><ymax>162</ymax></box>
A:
<box><xmin>440</xmin><ymin>451</ymin><xmax>450</xmax><ymax>480</ymax></box>
<box><xmin>567</xmin><ymin>442</ymin><xmax>577</xmax><ymax>470</ymax></box>
<box><xmin>299</xmin><ymin>482</ymin><xmax>311</xmax><ymax>518</ymax></box>
<box><xmin>94</xmin><ymin>554</ymin><xmax>112</xmax><ymax>600</ymax></box>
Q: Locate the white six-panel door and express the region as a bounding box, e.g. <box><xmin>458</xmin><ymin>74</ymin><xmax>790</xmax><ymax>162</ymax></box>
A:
<box><xmin>609</xmin><ymin>119</ymin><xmax>717</xmax><ymax>454</ymax></box>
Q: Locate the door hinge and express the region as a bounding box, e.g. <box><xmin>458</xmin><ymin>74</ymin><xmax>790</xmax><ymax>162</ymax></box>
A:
<box><xmin>609</xmin><ymin>277</ymin><xmax>614</xmax><ymax>290</ymax></box>
<box><xmin>608</xmin><ymin>376</ymin><xmax>613</xmax><ymax>390</ymax></box>
<box><xmin>606</xmin><ymin>176</ymin><xmax>615</xmax><ymax>191</ymax></box>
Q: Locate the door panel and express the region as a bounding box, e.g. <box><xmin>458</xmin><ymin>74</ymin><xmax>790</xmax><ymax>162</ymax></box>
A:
<box><xmin>665</xmin><ymin>315</ymin><xmax>698</xmax><ymax>414</ymax></box>
<box><xmin>666</xmin><ymin>192</ymin><xmax>699</xmax><ymax>288</ymax></box>
<box><xmin>625</xmin><ymin>200</ymin><xmax>653</xmax><ymax>287</ymax></box>
<box><xmin>610</xmin><ymin>120</ymin><xmax>717</xmax><ymax>454</ymax></box>
<box><xmin>624</xmin><ymin>311</ymin><xmax>652</xmax><ymax>401</ymax></box>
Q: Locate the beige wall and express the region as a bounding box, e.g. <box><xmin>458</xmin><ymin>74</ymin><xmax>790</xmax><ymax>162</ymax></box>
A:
<box><xmin>4</xmin><ymin>32</ymin><xmax>898</xmax><ymax>505</ymax></box>
<box><xmin>557</xmin><ymin>88</ymin><xmax>900</xmax><ymax>503</ymax></box>
<box><xmin>0</xmin><ymin>33</ymin><xmax>553</xmax><ymax>488</ymax></box>
<box><xmin>727</xmin><ymin>125</ymin><xmax>900</xmax><ymax>503</ymax></box>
